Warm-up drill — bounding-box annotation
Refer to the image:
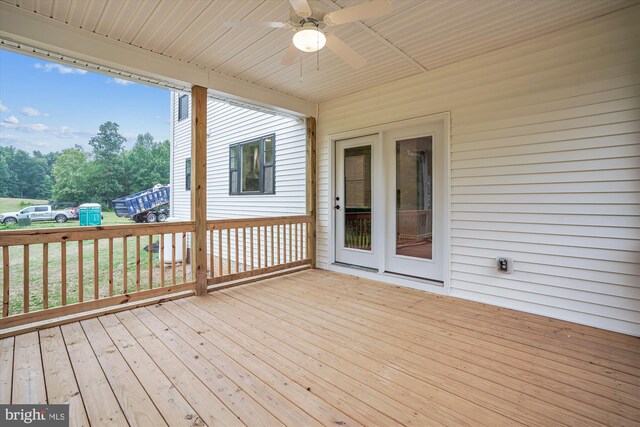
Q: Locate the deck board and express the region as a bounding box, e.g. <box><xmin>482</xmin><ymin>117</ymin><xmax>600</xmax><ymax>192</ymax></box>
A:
<box><xmin>1</xmin><ymin>269</ymin><xmax>638</xmax><ymax>426</ymax></box>
<box><xmin>39</xmin><ymin>327</ymin><xmax>89</xmax><ymax>427</ymax></box>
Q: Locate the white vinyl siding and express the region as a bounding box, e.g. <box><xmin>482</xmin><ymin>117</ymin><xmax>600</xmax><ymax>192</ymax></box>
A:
<box><xmin>170</xmin><ymin>93</ymin><xmax>307</xmax><ymax>220</ymax></box>
<box><xmin>170</xmin><ymin>92</ymin><xmax>192</xmax><ymax>220</ymax></box>
<box><xmin>316</xmin><ymin>8</ymin><xmax>640</xmax><ymax>335</ymax></box>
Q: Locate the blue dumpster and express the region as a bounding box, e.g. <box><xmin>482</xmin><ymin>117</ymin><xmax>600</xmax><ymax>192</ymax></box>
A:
<box><xmin>79</xmin><ymin>203</ymin><xmax>102</xmax><ymax>226</ymax></box>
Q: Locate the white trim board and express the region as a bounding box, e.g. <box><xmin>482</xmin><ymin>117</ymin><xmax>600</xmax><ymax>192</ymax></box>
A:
<box><xmin>326</xmin><ymin>112</ymin><xmax>452</xmax><ymax>294</ymax></box>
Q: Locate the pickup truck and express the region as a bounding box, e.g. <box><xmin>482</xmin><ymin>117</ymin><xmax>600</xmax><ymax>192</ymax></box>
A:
<box><xmin>0</xmin><ymin>205</ymin><xmax>73</xmax><ymax>225</ymax></box>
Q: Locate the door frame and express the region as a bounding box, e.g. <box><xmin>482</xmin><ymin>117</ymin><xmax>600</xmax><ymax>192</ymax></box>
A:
<box><xmin>328</xmin><ymin>112</ymin><xmax>451</xmax><ymax>294</ymax></box>
<box><xmin>334</xmin><ymin>134</ymin><xmax>381</xmax><ymax>270</ymax></box>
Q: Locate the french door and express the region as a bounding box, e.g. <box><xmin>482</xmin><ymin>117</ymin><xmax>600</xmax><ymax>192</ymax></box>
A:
<box><xmin>334</xmin><ymin>135</ymin><xmax>379</xmax><ymax>269</ymax></box>
<box><xmin>384</xmin><ymin>122</ymin><xmax>445</xmax><ymax>281</ymax></box>
<box><xmin>334</xmin><ymin>120</ymin><xmax>446</xmax><ymax>283</ymax></box>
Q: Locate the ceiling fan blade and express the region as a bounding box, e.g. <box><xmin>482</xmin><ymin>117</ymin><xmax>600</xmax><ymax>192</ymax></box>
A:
<box><xmin>224</xmin><ymin>21</ymin><xmax>287</xmax><ymax>29</ymax></box>
<box><xmin>325</xmin><ymin>34</ymin><xmax>366</xmax><ymax>69</ymax></box>
<box><xmin>289</xmin><ymin>0</ymin><xmax>312</xmax><ymax>18</ymax></box>
<box><xmin>323</xmin><ymin>0</ymin><xmax>392</xmax><ymax>26</ymax></box>
<box><xmin>281</xmin><ymin>44</ymin><xmax>300</xmax><ymax>66</ymax></box>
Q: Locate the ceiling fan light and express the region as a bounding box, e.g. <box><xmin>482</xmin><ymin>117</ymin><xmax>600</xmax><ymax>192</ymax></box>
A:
<box><xmin>293</xmin><ymin>28</ymin><xmax>326</xmax><ymax>52</ymax></box>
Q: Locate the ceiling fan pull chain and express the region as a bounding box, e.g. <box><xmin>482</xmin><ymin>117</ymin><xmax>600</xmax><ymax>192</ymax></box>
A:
<box><xmin>299</xmin><ymin>54</ymin><xmax>303</xmax><ymax>82</ymax></box>
<box><xmin>316</xmin><ymin>30</ymin><xmax>320</xmax><ymax>70</ymax></box>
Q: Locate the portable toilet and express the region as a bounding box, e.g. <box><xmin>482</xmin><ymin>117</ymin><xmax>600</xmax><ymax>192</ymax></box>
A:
<box><xmin>79</xmin><ymin>203</ymin><xmax>102</xmax><ymax>226</ymax></box>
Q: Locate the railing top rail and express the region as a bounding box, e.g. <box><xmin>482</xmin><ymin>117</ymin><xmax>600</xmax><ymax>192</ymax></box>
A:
<box><xmin>206</xmin><ymin>215</ymin><xmax>313</xmax><ymax>230</ymax></box>
<box><xmin>0</xmin><ymin>221</ymin><xmax>195</xmax><ymax>246</ymax></box>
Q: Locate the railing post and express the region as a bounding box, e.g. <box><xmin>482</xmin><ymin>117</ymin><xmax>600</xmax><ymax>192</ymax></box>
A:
<box><xmin>306</xmin><ymin>117</ymin><xmax>317</xmax><ymax>268</ymax></box>
<box><xmin>191</xmin><ymin>85</ymin><xmax>208</xmax><ymax>295</ymax></box>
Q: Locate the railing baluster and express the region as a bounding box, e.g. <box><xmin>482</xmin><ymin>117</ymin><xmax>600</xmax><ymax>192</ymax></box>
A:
<box><xmin>263</xmin><ymin>226</ymin><xmax>268</xmax><ymax>268</ymax></box>
<box><xmin>235</xmin><ymin>228</ymin><xmax>239</xmax><ymax>274</ymax></box>
<box><xmin>300</xmin><ymin>223</ymin><xmax>304</xmax><ymax>260</ymax></box>
<box><xmin>148</xmin><ymin>235</ymin><xmax>153</xmax><ymax>289</ymax></box>
<box><xmin>294</xmin><ymin>223</ymin><xmax>298</xmax><ymax>261</ymax></box>
<box><xmin>136</xmin><ymin>236</ymin><xmax>141</xmax><ymax>292</ymax></box>
<box><xmin>257</xmin><ymin>226</ymin><xmax>261</xmax><ymax>269</ymax></box>
<box><xmin>209</xmin><ymin>230</ymin><xmax>214</xmax><ymax>278</ymax></box>
<box><xmin>182</xmin><ymin>232</ymin><xmax>187</xmax><ymax>284</ymax></box>
<box><xmin>23</xmin><ymin>245</ymin><xmax>29</xmax><ymax>313</ymax></box>
<box><xmin>226</xmin><ymin>229</ymin><xmax>231</xmax><ymax>276</ymax></box>
<box><xmin>108</xmin><ymin>238</ymin><xmax>113</xmax><ymax>296</ymax></box>
<box><xmin>61</xmin><ymin>242</ymin><xmax>66</xmax><ymax>306</ymax></box>
<box><xmin>277</xmin><ymin>225</ymin><xmax>281</xmax><ymax>265</ymax></box>
<box><xmin>305</xmin><ymin>222</ymin><xmax>308</xmax><ymax>259</ymax></box>
<box><xmin>288</xmin><ymin>223</ymin><xmax>292</xmax><ymax>263</ymax></box>
<box><xmin>3</xmin><ymin>246</ymin><xmax>9</xmax><ymax>317</ymax></box>
<box><xmin>171</xmin><ymin>233</ymin><xmax>176</xmax><ymax>286</ymax></box>
<box><xmin>43</xmin><ymin>243</ymin><xmax>48</xmax><ymax>310</ymax></box>
<box><xmin>123</xmin><ymin>237</ymin><xmax>128</xmax><ymax>294</ymax></box>
<box><xmin>160</xmin><ymin>233</ymin><xmax>165</xmax><ymax>287</ymax></box>
<box><xmin>243</xmin><ymin>228</ymin><xmax>247</xmax><ymax>273</ymax></box>
<box><xmin>271</xmin><ymin>225</ymin><xmax>274</xmax><ymax>267</ymax></box>
<box><xmin>78</xmin><ymin>241</ymin><xmax>83</xmax><ymax>303</ymax></box>
<box><xmin>283</xmin><ymin>224</ymin><xmax>287</xmax><ymax>264</ymax></box>
<box><xmin>250</xmin><ymin>227</ymin><xmax>254</xmax><ymax>270</ymax></box>
<box><xmin>217</xmin><ymin>229</ymin><xmax>222</xmax><ymax>277</ymax></box>
<box><xmin>94</xmin><ymin>239</ymin><xmax>99</xmax><ymax>300</ymax></box>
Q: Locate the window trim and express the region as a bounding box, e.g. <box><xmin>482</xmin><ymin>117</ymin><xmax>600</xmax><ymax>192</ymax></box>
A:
<box><xmin>185</xmin><ymin>158</ymin><xmax>191</xmax><ymax>191</ymax></box>
<box><xmin>178</xmin><ymin>94</ymin><xmax>189</xmax><ymax>121</ymax></box>
<box><xmin>229</xmin><ymin>134</ymin><xmax>276</xmax><ymax>196</ymax></box>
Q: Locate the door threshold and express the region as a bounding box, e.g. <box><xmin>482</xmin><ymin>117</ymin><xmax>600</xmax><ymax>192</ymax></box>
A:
<box><xmin>332</xmin><ymin>262</ymin><xmax>379</xmax><ymax>273</ymax></box>
<box><xmin>383</xmin><ymin>271</ymin><xmax>444</xmax><ymax>287</ymax></box>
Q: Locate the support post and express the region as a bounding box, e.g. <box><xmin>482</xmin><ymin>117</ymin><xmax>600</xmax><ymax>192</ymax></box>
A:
<box><xmin>306</xmin><ymin>117</ymin><xmax>317</xmax><ymax>268</ymax></box>
<box><xmin>191</xmin><ymin>85</ymin><xmax>207</xmax><ymax>295</ymax></box>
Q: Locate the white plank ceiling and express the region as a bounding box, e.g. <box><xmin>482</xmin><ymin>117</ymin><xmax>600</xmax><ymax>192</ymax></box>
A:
<box><xmin>2</xmin><ymin>0</ymin><xmax>638</xmax><ymax>103</ymax></box>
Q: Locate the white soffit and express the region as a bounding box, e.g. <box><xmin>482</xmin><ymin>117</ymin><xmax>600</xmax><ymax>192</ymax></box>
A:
<box><xmin>0</xmin><ymin>0</ymin><xmax>638</xmax><ymax>104</ymax></box>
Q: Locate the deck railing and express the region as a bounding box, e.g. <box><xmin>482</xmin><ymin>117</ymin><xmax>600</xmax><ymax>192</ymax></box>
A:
<box><xmin>207</xmin><ymin>215</ymin><xmax>313</xmax><ymax>285</ymax></box>
<box><xmin>0</xmin><ymin>215</ymin><xmax>313</xmax><ymax>331</ymax></box>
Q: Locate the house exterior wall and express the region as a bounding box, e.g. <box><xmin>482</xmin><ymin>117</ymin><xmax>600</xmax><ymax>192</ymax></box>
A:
<box><xmin>170</xmin><ymin>94</ymin><xmax>307</xmax><ymax>220</ymax></box>
<box><xmin>316</xmin><ymin>7</ymin><xmax>640</xmax><ymax>335</ymax></box>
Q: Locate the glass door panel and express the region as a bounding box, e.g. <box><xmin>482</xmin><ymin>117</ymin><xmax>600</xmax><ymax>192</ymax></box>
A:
<box><xmin>344</xmin><ymin>146</ymin><xmax>372</xmax><ymax>251</ymax></box>
<box><xmin>395</xmin><ymin>137</ymin><xmax>433</xmax><ymax>260</ymax></box>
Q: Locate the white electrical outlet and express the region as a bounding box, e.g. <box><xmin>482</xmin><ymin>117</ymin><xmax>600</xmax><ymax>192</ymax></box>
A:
<box><xmin>496</xmin><ymin>257</ymin><xmax>514</xmax><ymax>273</ymax></box>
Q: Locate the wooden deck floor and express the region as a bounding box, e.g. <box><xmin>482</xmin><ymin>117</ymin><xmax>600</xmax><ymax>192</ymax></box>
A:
<box><xmin>1</xmin><ymin>269</ymin><xmax>639</xmax><ymax>426</ymax></box>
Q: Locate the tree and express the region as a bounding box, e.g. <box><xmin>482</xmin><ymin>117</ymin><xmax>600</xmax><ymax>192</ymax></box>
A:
<box><xmin>51</xmin><ymin>149</ymin><xmax>89</xmax><ymax>203</ymax></box>
<box><xmin>89</xmin><ymin>121</ymin><xmax>126</xmax><ymax>161</ymax></box>
<box><xmin>0</xmin><ymin>154</ymin><xmax>10</xmax><ymax>197</ymax></box>
<box><xmin>8</xmin><ymin>150</ymin><xmax>48</xmax><ymax>198</ymax></box>
<box><xmin>124</xmin><ymin>133</ymin><xmax>170</xmax><ymax>193</ymax></box>
<box><xmin>87</xmin><ymin>121</ymin><xmax>127</xmax><ymax>206</ymax></box>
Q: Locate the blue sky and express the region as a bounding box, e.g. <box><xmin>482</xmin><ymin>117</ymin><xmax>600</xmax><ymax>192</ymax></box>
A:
<box><xmin>0</xmin><ymin>49</ymin><xmax>170</xmax><ymax>154</ymax></box>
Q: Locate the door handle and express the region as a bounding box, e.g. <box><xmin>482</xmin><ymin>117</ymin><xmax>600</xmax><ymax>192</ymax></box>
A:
<box><xmin>334</xmin><ymin>205</ymin><xmax>341</xmax><ymax>210</ymax></box>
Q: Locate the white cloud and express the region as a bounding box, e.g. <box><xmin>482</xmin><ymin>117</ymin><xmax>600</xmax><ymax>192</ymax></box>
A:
<box><xmin>0</xmin><ymin>121</ymin><xmax>48</xmax><ymax>132</ymax></box>
<box><xmin>109</xmin><ymin>77</ymin><xmax>134</xmax><ymax>86</ymax></box>
<box><xmin>3</xmin><ymin>116</ymin><xmax>19</xmax><ymax>125</ymax></box>
<box><xmin>0</xmin><ymin>101</ymin><xmax>8</xmax><ymax>113</ymax></box>
<box><xmin>21</xmin><ymin>106</ymin><xmax>48</xmax><ymax>117</ymax></box>
<box><xmin>26</xmin><ymin>123</ymin><xmax>49</xmax><ymax>132</ymax></box>
<box><xmin>34</xmin><ymin>62</ymin><xmax>88</xmax><ymax>75</ymax></box>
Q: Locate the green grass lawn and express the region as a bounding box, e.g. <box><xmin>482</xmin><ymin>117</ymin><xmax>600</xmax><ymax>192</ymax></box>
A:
<box><xmin>0</xmin><ymin>197</ymin><xmax>48</xmax><ymax>212</ymax></box>
<box><xmin>0</xmin><ymin>198</ymin><xmax>191</xmax><ymax>316</ymax></box>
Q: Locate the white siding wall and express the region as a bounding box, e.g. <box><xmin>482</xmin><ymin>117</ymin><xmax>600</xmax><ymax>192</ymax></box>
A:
<box><xmin>170</xmin><ymin>94</ymin><xmax>307</xmax><ymax>219</ymax></box>
<box><xmin>316</xmin><ymin>8</ymin><xmax>640</xmax><ymax>335</ymax></box>
<box><xmin>171</xmin><ymin>92</ymin><xmax>192</xmax><ymax>220</ymax></box>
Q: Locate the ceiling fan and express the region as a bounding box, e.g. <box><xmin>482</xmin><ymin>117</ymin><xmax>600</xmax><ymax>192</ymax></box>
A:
<box><xmin>224</xmin><ymin>0</ymin><xmax>393</xmax><ymax>69</ymax></box>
